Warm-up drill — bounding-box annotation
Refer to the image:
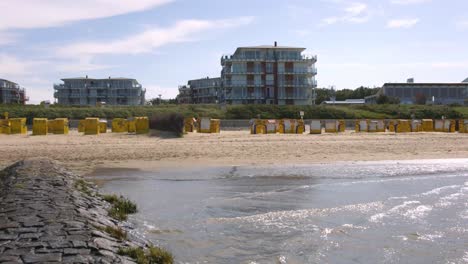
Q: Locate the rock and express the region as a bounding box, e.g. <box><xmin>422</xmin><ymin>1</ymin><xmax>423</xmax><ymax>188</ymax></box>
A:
<box><xmin>22</xmin><ymin>253</ymin><xmax>62</xmax><ymax>263</ymax></box>
<box><xmin>63</xmin><ymin>248</ymin><xmax>91</xmax><ymax>255</ymax></box>
<box><xmin>93</xmin><ymin>238</ymin><xmax>118</xmax><ymax>252</ymax></box>
<box><xmin>0</xmin><ymin>255</ymin><xmax>22</xmax><ymax>262</ymax></box>
<box><xmin>62</xmin><ymin>254</ymin><xmax>93</xmax><ymax>263</ymax></box>
<box><xmin>0</xmin><ymin>159</ymin><xmax>154</xmax><ymax>264</ymax></box>
<box><xmin>0</xmin><ymin>222</ymin><xmax>20</xmax><ymax>230</ymax></box>
<box><xmin>71</xmin><ymin>240</ymin><xmax>87</xmax><ymax>248</ymax></box>
<box><xmin>19</xmin><ymin>233</ymin><xmax>43</xmax><ymax>239</ymax></box>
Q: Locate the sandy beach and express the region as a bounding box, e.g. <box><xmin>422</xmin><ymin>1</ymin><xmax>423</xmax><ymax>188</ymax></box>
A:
<box><xmin>0</xmin><ymin>130</ymin><xmax>467</xmax><ymax>175</ymax></box>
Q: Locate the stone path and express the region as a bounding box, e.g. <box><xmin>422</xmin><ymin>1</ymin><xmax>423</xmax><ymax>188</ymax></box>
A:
<box><xmin>0</xmin><ymin>159</ymin><xmax>144</xmax><ymax>263</ymax></box>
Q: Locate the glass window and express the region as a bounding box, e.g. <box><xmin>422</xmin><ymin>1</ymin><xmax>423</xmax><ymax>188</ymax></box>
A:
<box><xmin>441</xmin><ymin>88</ymin><xmax>448</xmax><ymax>97</ymax></box>
<box><xmin>266</xmin><ymin>63</ymin><xmax>274</xmax><ymax>73</ymax></box>
<box><xmin>266</xmin><ymin>74</ymin><xmax>274</xmax><ymax>85</ymax></box>
<box><xmin>449</xmin><ymin>88</ymin><xmax>456</xmax><ymax>97</ymax></box>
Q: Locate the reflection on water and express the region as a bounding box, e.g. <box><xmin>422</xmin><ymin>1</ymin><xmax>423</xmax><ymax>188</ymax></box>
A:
<box><xmin>91</xmin><ymin>159</ymin><xmax>468</xmax><ymax>263</ymax></box>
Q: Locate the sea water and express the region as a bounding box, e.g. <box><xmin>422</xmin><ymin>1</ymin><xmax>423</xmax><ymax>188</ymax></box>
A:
<box><xmin>91</xmin><ymin>159</ymin><xmax>468</xmax><ymax>264</ymax></box>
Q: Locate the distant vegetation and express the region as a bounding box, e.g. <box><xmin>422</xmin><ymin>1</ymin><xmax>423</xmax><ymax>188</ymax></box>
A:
<box><xmin>314</xmin><ymin>86</ymin><xmax>380</xmax><ymax>104</ymax></box>
<box><xmin>0</xmin><ymin>104</ymin><xmax>466</xmax><ymax>121</ymax></box>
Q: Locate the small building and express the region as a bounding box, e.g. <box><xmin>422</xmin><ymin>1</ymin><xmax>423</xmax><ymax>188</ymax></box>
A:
<box><xmin>0</xmin><ymin>79</ymin><xmax>28</xmax><ymax>104</ymax></box>
<box><xmin>177</xmin><ymin>77</ymin><xmax>221</xmax><ymax>104</ymax></box>
<box><xmin>54</xmin><ymin>76</ymin><xmax>146</xmax><ymax>106</ymax></box>
<box><xmin>321</xmin><ymin>99</ymin><xmax>365</xmax><ymax>105</ymax></box>
<box><xmin>381</xmin><ymin>78</ymin><xmax>468</xmax><ymax>105</ymax></box>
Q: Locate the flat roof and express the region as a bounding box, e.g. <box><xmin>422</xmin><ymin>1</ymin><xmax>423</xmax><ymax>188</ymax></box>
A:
<box><xmin>0</xmin><ymin>78</ymin><xmax>18</xmax><ymax>85</ymax></box>
<box><xmin>61</xmin><ymin>77</ymin><xmax>136</xmax><ymax>81</ymax></box>
<box><xmin>383</xmin><ymin>83</ymin><xmax>468</xmax><ymax>86</ymax></box>
<box><xmin>235</xmin><ymin>45</ymin><xmax>306</xmax><ymax>53</ymax></box>
<box><xmin>188</xmin><ymin>77</ymin><xmax>221</xmax><ymax>82</ymax></box>
<box><xmin>322</xmin><ymin>99</ymin><xmax>365</xmax><ymax>104</ymax></box>
<box><xmin>238</xmin><ymin>45</ymin><xmax>305</xmax><ymax>49</ymax></box>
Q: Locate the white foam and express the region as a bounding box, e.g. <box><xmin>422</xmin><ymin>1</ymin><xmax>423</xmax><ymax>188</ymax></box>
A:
<box><xmin>420</xmin><ymin>185</ymin><xmax>460</xmax><ymax>196</ymax></box>
<box><xmin>369</xmin><ymin>201</ymin><xmax>434</xmax><ymax>222</ymax></box>
<box><xmin>403</xmin><ymin>205</ymin><xmax>432</xmax><ymax>219</ymax></box>
<box><xmin>388</xmin><ymin>196</ymin><xmax>408</xmax><ymax>200</ymax></box>
<box><xmin>459</xmin><ymin>210</ymin><xmax>468</xmax><ymax>219</ymax></box>
<box><xmin>214</xmin><ymin>201</ymin><xmax>384</xmax><ymax>229</ymax></box>
<box><xmin>143</xmin><ymin>221</ymin><xmax>156</xmax><ymax>230</ymax></box>
<box><xmin>418</xmin><ymin>231</ymin><xmax>444</xmax><ymax>242</ymax></box>
<box><xmin>369</xmin><ymin>213</ymin><xmax>386</xmax><ymax>223</ymax></box>
<box><xmin>320</xmin><ymin>228</ymin><xmax>333</xmax><ymax>239</ymax></box>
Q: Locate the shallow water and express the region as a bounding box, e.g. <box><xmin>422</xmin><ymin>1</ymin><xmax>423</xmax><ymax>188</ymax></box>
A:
<box><xmin>91</xmin><ymin>159</ymin><xmax>468</xmax><ymax>264</ymax></box>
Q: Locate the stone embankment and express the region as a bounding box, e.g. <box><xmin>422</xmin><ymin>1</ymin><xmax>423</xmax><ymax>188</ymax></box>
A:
<box><xmin>0</xmin><ymin>158</ymin><xmax>146</xmax><ymax>263</ymax></box>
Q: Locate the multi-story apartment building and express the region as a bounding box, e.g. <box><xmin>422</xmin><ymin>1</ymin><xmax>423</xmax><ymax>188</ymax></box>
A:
<box><xmin>220</xmin><ymin>42</ymin><xmax>317</xmax><ymax>105</ymax></box>
<box><xmin>54</xmin><ymin>76</ymin><xmax>146</xmax><ymax>106</ymax></box>
<box><xmin>0</xmin><ymin>79</ymin><xmax>28</xmax><ymax>104</ymax></box>
<box><xmin>177</xmin><ymin>77</ymin><xmax>221</xmax><ymax>104</ymax></box>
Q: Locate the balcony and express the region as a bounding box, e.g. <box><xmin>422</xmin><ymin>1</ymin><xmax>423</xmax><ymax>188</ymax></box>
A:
<box><xmin>278</xmin><ymin>88</ymin><xmax>311</xmax><ymax>99</ymax></box>
<box><xmin>278</xmin><ymin>80</ymin><xmax>317</xmax><ymax>87</ymax></box>
<box><xmin>278</xmin><ymin>67</ymin><xmax>317</xmax><ymax>75</ymax></box>
<box><xmin>221</xmin><ymin>54</ymin><xmax>318</xmax><ymax>64</ymax></box>
<box><xmin>226</xmin><ymin>94</ymin><xmax>265</xmax><ymax>100</ymax></box>
<box><xmin>225</xmin><ymin>70</ymin><xmax>265</xmax><ymax>75</ymax></box>
<box><xmin>224</xmin><ymin>81</ymin><xmax>265</xmax><ymax>87</ymax></box>
<box><xmin>277</xmin><ymin>55</ymin><xmax>317</xmax><ymax>62</ymax></box>
<box><xmin>53</xmin><ymin>84</ymin><xmax>66</xmax><ymax>90</ymax></box>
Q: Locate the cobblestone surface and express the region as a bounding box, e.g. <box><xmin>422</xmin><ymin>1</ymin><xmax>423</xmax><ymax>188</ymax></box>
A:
<box><xmin>0</xmin><ymin>159</ymin><xmax>146</xmax><ymax>263</ymax></box>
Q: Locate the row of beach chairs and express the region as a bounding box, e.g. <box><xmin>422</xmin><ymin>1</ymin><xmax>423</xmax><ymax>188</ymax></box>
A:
<box><xmin>0</xmin><ymin>115</ymin><xmax>467</xmax><ymax>136</ymax></box>
<box><xmin>248</xmin><ymin>119</ymin><xmax>468</xmax><ymax>134</ymax></box>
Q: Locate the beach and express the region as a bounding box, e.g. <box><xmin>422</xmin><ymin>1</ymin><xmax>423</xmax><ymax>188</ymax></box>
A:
<box><xmin>0</xmin><ymin>130</ymin><xmax>467</xmax><ymax>175</ymax></box>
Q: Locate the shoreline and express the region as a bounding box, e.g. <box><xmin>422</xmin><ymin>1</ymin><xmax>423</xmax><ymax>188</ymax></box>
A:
<box><xmin>0</xmin><ymin>130</ymin><xmax>467</xmax><ymax>176</ymax></box>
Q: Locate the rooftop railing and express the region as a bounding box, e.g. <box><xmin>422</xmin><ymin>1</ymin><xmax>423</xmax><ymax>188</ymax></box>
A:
<box><xmin>221</xmin><ymin>54</ymin><xmax>317</xmax><ymax>63</ymax></box>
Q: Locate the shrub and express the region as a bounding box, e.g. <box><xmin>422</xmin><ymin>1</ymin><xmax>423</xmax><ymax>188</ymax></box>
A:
<box><xmin>104</xmin><ymin>194</ymin><xmax>138</xmax><ymax>221</ymax></box>
<box><xmin>149</xmin><ymin>113</ymin><xmax>184</xmax><ymax>137</ymax></box>
<box><xmin>118</xmin><ymin>246</ymin><xmax>173</xmax><ymax>264</ymax></box>
<box><xmin>102</xmin><ymin>194</ymin><xmax>120</xmax><ymax>204</ymax></box>
<box><xmin>74</xmin><ymin>179</ymin><xmax>93</xmax><ymax>196</ymax></box>
<box><xmin>104</xmin><ymin>226</ymin><xmax>127</xmax><ymax>241</ymax></box>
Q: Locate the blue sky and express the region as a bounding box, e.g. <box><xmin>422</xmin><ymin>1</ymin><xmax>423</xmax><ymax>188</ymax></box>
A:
<box><xmin>1</xmin><ymin>0</ymin><xmax>467</xmax><ymax>103</ymax></box>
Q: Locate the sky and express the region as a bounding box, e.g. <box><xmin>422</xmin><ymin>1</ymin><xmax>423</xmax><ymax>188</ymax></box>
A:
<box><xmin>1</xmin><ymin>0</ymin><xmax>468</xmax><ymax>104</ymax></box>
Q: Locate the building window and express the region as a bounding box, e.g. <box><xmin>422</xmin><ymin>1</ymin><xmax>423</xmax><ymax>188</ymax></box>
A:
<box><xmin>266</xmin><ymin>74</ymin><xmax>274</xmax><ymax>86</ymax></box>
<box><xmin>266</xmin><ymin>63</ymin><xmax>274</xmax><ymax>73</ymax></box>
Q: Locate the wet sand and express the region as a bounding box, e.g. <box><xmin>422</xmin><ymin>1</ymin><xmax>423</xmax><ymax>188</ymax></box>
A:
<box><xmin>0</xmin><ymin>130</ymin><xmax>467</xmax><ymax>175</ymax></box>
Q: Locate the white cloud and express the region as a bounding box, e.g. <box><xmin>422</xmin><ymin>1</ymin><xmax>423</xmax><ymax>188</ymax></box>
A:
<box><xmin>0</xmin><ymin>0</ymin><xmax>173</xmax><ymax>30</ymax></box>
<box><xmin>0</xmin><ymin>32</ymin><xmax>19</xmax><ymax>46</ymax></box>
<box><xmin>390</xmin><ymin>0</ymin><xmax>430</xmax><ymax>4</ymax></box>
<box><xmin>54</xmin><ymin>57</ymin><xmax>115</xmax><ymax>73</ymax></box>
<box><xmin>321</xmin><ymin>2</ymin><xmax>371</xmax><ymax>26</ymax></box>
<box><xmin>57</xmin><ymin>17</ymin><xmax>255</xmax><ymax>57</ymax></box>
<box><xmin>387</xmin><ymin>18</ymin><xmax>420</xmax><ymax>28</ymax></box>
<box><xmin>145</xmin><ymin>84</ymin><xmax>178</xmax><ymax>99</ymax></box>
<box><xmin>0</xmin><ymin>54</ymin><xmax>47</xmax><ymax>77</ymax></box>
<box><xmin>322</xmin><ymin>61</ymin><xmax>468</xmax><ymax>69</ymax></box>
<box><xmin>456</xmin><ymin>20</ymin><xmax>468</xmax><ymax>30</ymax></box>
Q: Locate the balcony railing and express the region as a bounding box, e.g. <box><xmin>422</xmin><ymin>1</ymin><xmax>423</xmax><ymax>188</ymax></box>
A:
<box><xmin>278</xmin><ymin>67</ymin><xmax>317</xmax><ymax>75</ymax></box>
<box><xmin>224</xmin><ymin>81</ymin><xmax>265</xmax><ymax>87</ymax></box>
<box><xmin>278</xmin><ymin>80</ymin><xmax>317</xmax><ymax>87</ymax></box>
<box><xmin>278</xmin><ymin>88</ymin><xmax>311</xmax><ymax>99</ymax></box>
<box><xmin>225</xmin><ymin>70</ymin><xmax>265</xmax><ymax>75</ymax></box>
<box><xmin>221</xmin><ymin>54</ymin><xmax>317</xmax><ymax>63</ymax></box>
